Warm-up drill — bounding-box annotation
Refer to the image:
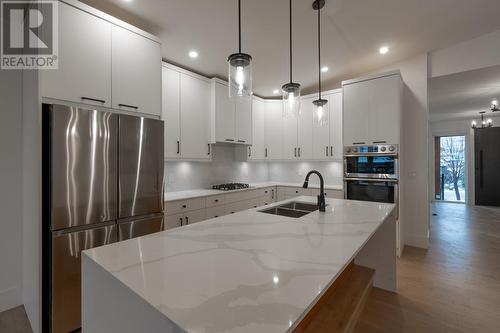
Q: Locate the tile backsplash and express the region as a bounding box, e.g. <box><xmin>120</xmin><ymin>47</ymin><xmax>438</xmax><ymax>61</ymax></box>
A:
<box><xmin>165</xmin><ymin>145</ymin><xmax>343</xmax><ymax>192</ymax></box>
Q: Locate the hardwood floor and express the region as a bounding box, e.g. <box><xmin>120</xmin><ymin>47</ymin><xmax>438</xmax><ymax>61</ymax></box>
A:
<box><xmin>2</xmin><ymin>202</ymin><xmax>499</xmax><ymax>333</ymax></box>
<box><xmin>354</xmin><ymin>202</ymin><xmax>500</xmax><ymax>333</ymax></box>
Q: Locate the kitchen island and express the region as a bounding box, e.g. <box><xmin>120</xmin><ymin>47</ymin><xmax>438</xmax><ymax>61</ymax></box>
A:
<box><xmin>82</xmin><ymin>196</ymin><xmax>396</xmax><ymax>333</ymax></box>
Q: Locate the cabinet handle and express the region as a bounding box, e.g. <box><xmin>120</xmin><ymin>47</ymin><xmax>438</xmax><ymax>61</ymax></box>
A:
<box><xmin>179</xmin><ymin>217</ymin><xmax>183</xmax><ymax>226</ymax></box>
<box><xmin>118</xmin><ymin>103</ymin><xmax>139</xmax><ymax>110</ymax></box>
<box><xmin>215</xmin><ymin>199</ymin><xmax>219</xmax><ymax>202</ymax></box>
<box><xmin>237</xmin><ymin>140</ymin><xmax>246</xmax><ymax>143</ymax></box>
<box><xmin>326</xmin><ymin>146</ymin><xmax>329</xmax><ymax>156</ymax></box>
<box><xmin>248</xmin><ymin>147</ymin><xmax>251</xmax><ymax>158</ymax></box>
<box><xmin>372</xmin><ymin>141</ymin><xmax>387</xmax><ymax>144</ymax></box>
<box><xmin>330</xmin><ymin>146</ymin><xmax>333</xmax><ymax>156</ymax></box>
<box><xmin>265</xmin><ymin>148</ymin><xmax>268</xmax><ymax>158</ymax></box>
<box><xmin>298</xmin><ymin>147</ymin><xmax>301</xmax><ymax>157</ymax></box>
<box><xmin>271</xmin><ymin>189</ymin><xmax>275</xmax><ymax>200</ymax></box>
<box><xmin>295</xmin><ymin>190</ymin><xmax>299</xmax><ymax>194</ymax></box>
<box><xmin>81</xmin><ymin>96</ymin><xmax>105</xmax><ymax>104</ymax></box>
<box><xmin>225</xmin><ymin>139</ymin><xmax>235</xmax><ymax>142</ymax></box>
<box><xmin>182</xmin><ymin>204</ymin><xmax>187</xmax><ymax>208</ymax></box>
<box><xmin>177</xmin><ymin>141</ymin><xmax>180</xmax><ymax>154</ymax></box>
<box><xmin>353</xmin><ymin>142</ymin><xmax>366</xmax><ymax>145</ymax></box>
<box><xmin>208</xmin><ymin>144</ymin><xmax>211</xmax><ymax>155</ymax></box>
<box><xmin>185</xmin><ymin>216</ymin><xmax>189</xmax><ymax>225</ymax></box>
<box><xmin>294</xmin><ymin>148</ymin><xmax>297</xmax><ymax>157</ymax></box>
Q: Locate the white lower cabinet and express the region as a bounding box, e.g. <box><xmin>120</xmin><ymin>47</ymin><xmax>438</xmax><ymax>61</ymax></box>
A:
<box><xmin>277</xmin><ymin>186</ymin><xmax>343</xmax><ymax>201</ymax></box>
<box><xmin>164</xmin><ymin>213</ymin><xmax>184</xmax><ymax>230</ymax></box>
<box><xmin>206</xmin><ymin>206</ymin><xmax>226</xmax><ymax>219</ymax></box>
<box><xmin>184</xmin><ymin>209</ymin><xmax>207</xmax><ymax>225</ymax></box>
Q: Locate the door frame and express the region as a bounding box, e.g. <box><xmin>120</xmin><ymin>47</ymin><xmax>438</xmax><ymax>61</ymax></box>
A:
<box><xmin>430</xmin><ymin>130</ymin><xmax>471</xmax><ymax>204</ymax></box>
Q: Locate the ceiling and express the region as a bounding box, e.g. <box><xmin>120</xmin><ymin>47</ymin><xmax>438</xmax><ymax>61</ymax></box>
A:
<box><xmin>80</xmin><ymin>0</ymin><xmax>500</xmax><ymax>97</ymax></box>
<box><xmin>429</xmin><ymin>65</ymin><xmax>500</xmax><ymax>122</ymax></box>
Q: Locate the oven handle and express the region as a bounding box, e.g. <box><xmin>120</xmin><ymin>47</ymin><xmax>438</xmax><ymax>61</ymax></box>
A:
<box><xmin>344</xmin><ymin>177</ymin><xmax>399</xmax><ymax>183</ymax></box>
<box><xmin>344</xmin><ymin>153</ymin><xmax>399</xmax><ymax>157</ymax></box>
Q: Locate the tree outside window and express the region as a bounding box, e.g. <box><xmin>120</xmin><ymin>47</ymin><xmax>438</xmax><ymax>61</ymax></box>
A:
<box><xmin>440</xmin><ymin>136</ymin><xmax>466</xmax><ymax>201</ymax></box>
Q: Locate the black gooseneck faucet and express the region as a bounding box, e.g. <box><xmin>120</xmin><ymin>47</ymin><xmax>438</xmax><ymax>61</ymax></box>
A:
<box><xmin>303</xmin><ymin>170</ymin><xmax>326</xmax><ymax>212</ymax></box>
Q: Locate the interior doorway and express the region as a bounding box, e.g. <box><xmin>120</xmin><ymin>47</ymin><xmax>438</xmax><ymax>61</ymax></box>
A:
<box><xmin>434</xmin><ymin>135</ymin><xmax>466</xmax><ymax>202</ymax></box>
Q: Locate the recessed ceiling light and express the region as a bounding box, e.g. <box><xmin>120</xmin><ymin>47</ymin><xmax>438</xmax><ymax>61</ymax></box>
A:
<box><xmin>188</xmin><ymin>50</ymin><xmax>199</xmax><ymax>58</ymax></box>
<box><xmin>273</xmin><ymin>89</ymin><xmax>280</xmax><ymax>95</ymax></box>
<box><xmin>492</xmin><ymin>99</ymin><xmax>498</xmax><ymax>106</ymax></box>
<box><xmin>321</xmin><ymin>66</ymin><xmax>329</xmax><ymax>73</ymax></box>
<box><xmin>379</xmin><ymin>46</ymin><xmax>389</xmax><ymax>55</ymax></box>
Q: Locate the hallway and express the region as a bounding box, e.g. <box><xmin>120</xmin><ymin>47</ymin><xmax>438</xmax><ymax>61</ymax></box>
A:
<box><xmin>355</xmin><ymin>202</ymin><xmax>500</xmax><ymax>332</ymax></box>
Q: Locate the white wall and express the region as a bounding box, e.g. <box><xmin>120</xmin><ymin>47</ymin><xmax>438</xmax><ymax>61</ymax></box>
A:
<box><xmin>0</xmin><ymin>70</ymin><xmax>24</xmax><ymax>312</ymax></box>
<box><xmin>430</xmin><ymin>29</ymin><xmax>500</xmax><ymax>78</ymax></box>
<box><xmin>374</xmin><ymin>54</ymin><xmax>430</xmax><ymax>249</ymax></box>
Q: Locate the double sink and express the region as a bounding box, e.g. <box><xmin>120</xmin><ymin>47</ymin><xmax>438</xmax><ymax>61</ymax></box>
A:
<box><xmin>259</xmin><ymin>201</ymin><xmax>321</xmax><ymax>218</ymax></box>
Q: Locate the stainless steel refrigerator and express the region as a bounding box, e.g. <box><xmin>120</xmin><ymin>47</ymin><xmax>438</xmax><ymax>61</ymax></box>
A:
<box><xmin>42</xmin><ymin>104</ymin><xmax>164</xmax><ymax>333</ymax></box>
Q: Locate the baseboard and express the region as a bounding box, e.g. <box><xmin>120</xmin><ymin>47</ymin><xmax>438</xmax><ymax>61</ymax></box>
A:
<box><xmin>404</xmin><ymin>233</ymin><xmax>429</xmax><ymax>249</ymax></box>
<box><xmin>0</xmin><ymin>285</ymin><xmax>22</xmax><ymax>313</ymax></box>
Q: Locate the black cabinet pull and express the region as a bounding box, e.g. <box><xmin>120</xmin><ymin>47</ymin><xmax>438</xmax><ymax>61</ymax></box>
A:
<box><xmin>298</xmin><ymin>147</ymin><xmax>301</xmax><ymax>157</ymax></box>
<box><xmin>225</xmin><ymin>139</ymin><xmax>235</xmax><ymax>142</ymax></box>
<box><xmin>208</xmin><ymin>144</ymin><xmax>211</xmax><ymax>155</ymax></box>
<box><xmin>326</xmin><ymin>146</ymin><xmax>329</xmax><ymax>156</ymax></box>
<box><xmin>182</xmin><ymin>204</ymin><xmax>187</xmax><ymax>208</ymax></box>
<box><xmin>179</xmin><ymin>217</ymin><xmax>183</xmax><ymax>226</ymax></box>
<box><xmin>81</xmin><ymin>96</ymin><xmax>105</xmax><ymax>104</ymax></box>
<box><xmin>294</xmin><ymin>147</ymin><xmax>297</xmax><ymax>157</ymax></box>
<box><xmin>215</xmin><ymin>199</ymin><xmax>219</xmax><ymax>202</ymax></box>
<box><xmin>330</xmin><ymin>146</ymin><xmax>333</xmax><ymax>156</ymax></box>
<box><xmin>372</xmin><ymin>140</ymin><xmax>387</xmax><ymax>144</ymax></box>
<box><xmin>237</xmin><ymin>140</ymin><xmax>246</xmax><ymax>143</ymax></box>
<box><xmin>177</xmin><ymin>141</ymin><xmax>180</xmax><ymax>154</ymax></box>
<box><xmin>265</xmin><ymin>148</ymin><xmax>268</xmax><ymax>158</ymax></box>
<box><xmin>295</xmin><ymin>190</ymin><xmax>299</xmax><ymax>194</ymax></box>
<box><xmin>248</xmin><ymin>147</ymin><xmax>251</xmax><ymax>157</ymax></box>
<box><xmin>185</xmin><ymin>216</ymin><xmax>189</xmax><ymax>225</ymax></box>
<box><xmin>353</xmin><ymin>142</ymin><xmax>366</xmax><ymax>145</ymax></box>
<box><xmin>118</xmin><ymin>103</ymin><xmax>139</xmax><ymax>110</ymax></box>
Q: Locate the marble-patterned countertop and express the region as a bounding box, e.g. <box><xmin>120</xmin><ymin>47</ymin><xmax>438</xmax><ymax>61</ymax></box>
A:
<box><xmin>164</xmin><ymin>182</ymin><xmax>343</xmax><ymax>202</ymax></box>
<box><xmin>83</xmin><ymin>196</ymin><xmax>394</xmax><ymax>333</ymax></box>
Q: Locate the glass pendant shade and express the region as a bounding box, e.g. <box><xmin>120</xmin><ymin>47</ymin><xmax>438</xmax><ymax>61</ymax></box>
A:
<box><xmin>282</xmin><ymin>83</ymin><xmax>301</xmax><ymax>117</ymax></box>
<box><xmin>313</xmin><ymin>98</ymin><xmax>328</xmax><ymax>127</ymax></box>
<box><xmin>228</xmin><ymin>53</ymin><xmax>252</xmax><ymax>101</ymax></box>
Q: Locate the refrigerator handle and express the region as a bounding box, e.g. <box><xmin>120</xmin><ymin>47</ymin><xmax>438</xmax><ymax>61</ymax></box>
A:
<box><xmin>479</xmin><ymin>150</ymin><xmax>484</xmax><ymax>188</ymax></box>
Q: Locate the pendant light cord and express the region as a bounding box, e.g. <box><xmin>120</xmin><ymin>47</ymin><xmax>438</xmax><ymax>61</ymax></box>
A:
<box><xmin>238</xmin><ymin>0</ymin><xmax>242</xmax><ymax>53</ymax></box>
<box><xmin>289</xmin><ymin>0</ymin><xmax>293</xmax><ymax>82</ymax></box>
<box><xmin>317</xmin><ymin>0</ymin><xmax>322</xmax><ymax>100</ymax></box>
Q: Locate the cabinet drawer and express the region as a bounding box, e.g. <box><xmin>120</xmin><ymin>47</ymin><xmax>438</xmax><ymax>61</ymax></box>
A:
<box><xmin>165</xmin><ymin>197</ymin><xmax>205</xmax><ymax>215</ymax></box>
<box><xmin>258</xmin><ymin>196</ymin><xmax>273</xmax><ymax>207</ymax></box>
<box><xmin>164</xmin><ymin>213</ymin><xmax>183</xmax><ymax>230</ymax></box>
<box><xmin>206</xmin><ymin>206</ymin><xmax>226</xmax><ymax>219</ymax></box>
<box><xmin>224</xmin><ymin>189</ymin><xmax>257</xmax><ymax>204</ymax></box>
<box><xmin>184</xmin><ymin>209</ymin><xmax>206</xmax><ymax>225</ymax></box>
<box><xmin>225</xmin><ymin>201</ymin><xmax>248</xmax><ymax>215</ymax></box>
<box><xmin>283</xmin><ymin>187</ymin><xmax>311</xmax><ymax>197</ymax></box>
<box><xmin>256</xmin><ymin>187</ymin><xmax>275</xmax><ymax>198</ymax></box>
<box><xmin>205</xmin><ymin>194</ymin><xmax>225</xmax><ymax>207</ymax></box>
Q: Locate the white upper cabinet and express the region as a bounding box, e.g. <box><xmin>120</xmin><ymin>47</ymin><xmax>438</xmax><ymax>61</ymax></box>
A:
<box><xmin>282</xmin><ymin>114</ymin><xmax>298</xmax><ymax>160</ymax></box>
<box><xmin>343</xmin><ymin>72</ymin><xmax>401</xmax><ymax>146</ymax></box>
<box><xmin>297</xmin><ymin>99</ymin><xmax>313</xmax><ymax>160</ymax></box>
<box><xmin>180</xmin><ymin>73</ymin><xmax>211</xmax><ymax>159</ymax></box>
<box><xmin>249</xmin><ymin>98</ymin><xmax>266</xmax><ymax>160</ymax></box>
<box><xmin>235</xmin><ymin>100</ymin><xmax>252</xmax><ymax>144</ymax></box>
<box><xmin>328</xmin><ymin>91</ymin><xmax>343</xmax><ymax>160</ymax></box>
<box><xmin>162</xmin><ymin>67</ymin><xmax>180</xmax><ymax>159</ymax></box>
<box><xmin>210</xmin><ymin>79</ymin><xmax>252</xmax><ymax>145</ymax></box>
<box><xmin>112</xmin><ymin>25</ymin><xmax>161</xmax><ymax>116</ymax></box>
<box><xmin>162</xmin><ymin>63</ymin><xmax>211</xmax><ymax>160</ymax></box>
<box><xmin>264</xmin><ymin>100</ymin><xmax>283</xmax><ymax>160</ymax></box>
<box><xmin>310</xmin><ymin>95</ymin><xmax>330</xmax><ymax>159</ymax></box>
<box><xmin>40</xmin><ymin>2</ymin><xmax>112</xmax><ymax>107</ymax></box>
<box><xmin>212</xmin><ymin>82</ymin><xmax>235</xmax><ymax>143</ymax></box>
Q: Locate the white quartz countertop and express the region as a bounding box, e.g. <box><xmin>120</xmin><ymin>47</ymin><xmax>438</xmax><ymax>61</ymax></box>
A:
<box><xmin>84</xmin><ymin>196</ymin><xmax>394</xmax><ymax>333</ymax></box>
<box><xmin>164</xmin><ymin>182</ymin><xmax>343</xmax><ymax>202</ymax></box>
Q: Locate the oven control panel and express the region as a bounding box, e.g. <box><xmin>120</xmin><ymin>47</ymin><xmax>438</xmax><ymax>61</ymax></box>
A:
<box><xmin>344</xmin><ymin>144</ymin><xmax>398</xmax><ymax>155</ymax></box>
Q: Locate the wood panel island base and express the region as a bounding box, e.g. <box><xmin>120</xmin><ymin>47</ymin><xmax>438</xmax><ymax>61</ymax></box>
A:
<box><xmin>82</xmin><ymin>196</ymin><xmax>396</xmax><ymax>333</ymax></box>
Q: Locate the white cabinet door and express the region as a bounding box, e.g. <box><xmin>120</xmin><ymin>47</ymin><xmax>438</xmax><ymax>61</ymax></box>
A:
<box><xmin>368</xmin><ymin>75</ymin><xmax>401</xmax><ymax>145</ymax></box>
<box><xmin>40</xmin><ymin>2</ymin><xmax>111</xmax><ymax>107</ymax></box>
<box><xmin>249</xmin><ymin>98</ymin><xmax>266</xmax><ymax>160</ymax></box>
<box><xmin>162</xmin><ymin>67</ymin><xmax>181</xmax><ymax>159</ymax></box>
<box><xmin>329</xmin><ymin>92</ymin><xmax>343</xmax><ymax>160</ymax></box>
<box><xmin>309</xmin><ymin>96</ymin><xmax>329</xmax><ymax>159</ymax></box>
<box><xmin>298</xmin><ymin>98</ymin><xmax>313</xmax><ymax>160</ymax></box>
<box><xmin>282</xmin><ymin>116</ymin><xmax>297</xmax><ymax>160</ymax></box>
<box><xmin>235</xmin><ymin>99</ymin><xmax>252</xmax><ymax>144</ymax></box>
<box><xmin>180</xmin><ymin>73</ymin><xmax>211</xmax><ymax>159</ymax></box>
<box><xmin>214</xmin><ymin>82</ymin><xmax>235</xmax><ymax>143</ymax></box>
<box><xmin>343</xmin><ymin>80</ymin><xmax>370</xmax><ymax>146</ymax></box>
<box><xmin>184</xmin><ymin>209</ymin><xmax>206</xmax><ymax>225</ymax></box>
<box><xmin>164</xmin><ymin>213</ymin><xmax>184</xmax><ymax>230</ymax></box>
<box><xmin>265</xmin><ymin>101</ymin><xmax>283</xmax><ymax>160</ymax></box>
<box><xmin>112</xmin><ymin>25</ymin><xmax>161</xmax><ymax>116</ymax></box>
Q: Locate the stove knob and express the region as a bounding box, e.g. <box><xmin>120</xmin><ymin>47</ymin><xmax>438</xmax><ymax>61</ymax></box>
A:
<box><xmin>380</xmin><ymin>146</ymin><xmax>387</xmax><ymax>152</ymax></box>
<box><xmin>389</xmin><ymin>146</ymin><xmax>395</xmax><ymax>152</ymax></box>
<box><xmin>345</xmin><ymin>148</ymin><xmax>351</xmax><ymax>153</ymax></box>
<box><xmin>353</xmin><ymin>148</ymin><xmax>358</xmax><ymax>153</ymax></box>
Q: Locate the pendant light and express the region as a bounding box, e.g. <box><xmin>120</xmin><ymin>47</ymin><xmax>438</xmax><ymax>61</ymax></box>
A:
<box><xmin>282</xmin><ymin>0</ymin><xmax>301</xmax><ymax>118</ymax></box>
<box><xmin>228</xmin><ymin>0</ymin><xmax>252</xmax><ymax>101</ymax></box>
<box><xmin>312</xmin><ymin>0</ymin><xmax>328</xmax><ymax>127</ymax></box>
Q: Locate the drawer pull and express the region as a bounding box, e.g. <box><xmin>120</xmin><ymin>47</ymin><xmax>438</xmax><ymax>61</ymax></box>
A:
<box><xmin>225</xmin><ymin>139</ymin><xmax>235</xmax><ymax>142</ymax></box>
<box><xmin>81</xmin><ymin>96</ymin><xmax>105</xmax><ymax>104</ymax></box>
<box><xmin>295</xmin><ymin>190</ymin><xmax>299</xmax><ymax>194</ymax></box>
<box><xmin>185</xmin><ymin>216</ymin><xmax>189</xmax><ymax>225</ymax></box>
<box><xmin>326</xmin><ymin>146</ymin><xmax>329</xmax><ymax>156</ymax></box>
<box><xmin>118</xmin><ymin>103</ymin><xmax>138</xmax><ymax>110</ymax></box>
<box><xmin>179</xmin><ymin>217</ymin><xmax>183</xmax><ymax>226</ymax></box>
<box><xmin>182</xmin><ymin>205</ymin><xmax>187</xmax><ymax>208</ymax></box>
<box><xmin>215</xmin><ymin>215</ymin><xmax>218</xmax><ymax>218</ymax></box>
<box><xmin>214</xmin><ymin>199</ymin><xmax>219</xmax><ymax>202</ymax></box>
<box><xmin>237</xmin><ymin>140</ymin><xmax>246</xmax><ymax>143</ymax></box>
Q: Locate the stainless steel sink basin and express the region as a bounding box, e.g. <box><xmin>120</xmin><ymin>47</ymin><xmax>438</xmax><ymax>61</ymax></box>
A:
<box><xmin>258</xmin><ymin>201</ymin><xmax>321</xmax><ymax>218</ymax></box>
<box><xmin>279</xmin><ymin>202</ymin><xmax>320</xmax><ymax>212</ymax></box>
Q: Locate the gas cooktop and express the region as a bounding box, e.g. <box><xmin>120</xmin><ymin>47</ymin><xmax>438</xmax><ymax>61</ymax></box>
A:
<box><xmin>212</xmin><ymin>183</ymin><xmax>250</xmax><ymax>191</ymax></box>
